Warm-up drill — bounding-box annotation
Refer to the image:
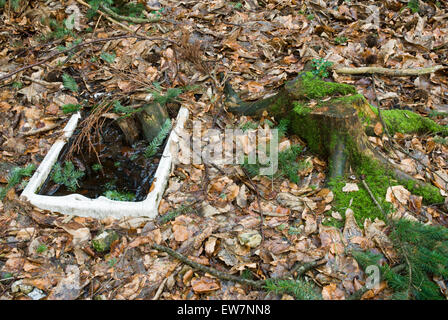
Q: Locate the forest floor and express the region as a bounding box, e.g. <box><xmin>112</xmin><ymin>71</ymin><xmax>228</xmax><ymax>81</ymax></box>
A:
<box><xmin>0</xmin><ymin>0</ymin><xmax>447</xmax><ymax>300</ymax></box>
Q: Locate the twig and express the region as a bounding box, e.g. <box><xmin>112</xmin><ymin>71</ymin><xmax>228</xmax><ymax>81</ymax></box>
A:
<box><xmin>74</xmin><ymin>0</ymin><xmax>134</xmax><ymax>32</ymax></box>
<box><xmin>152</xmin><ymin>278</ymin><xmax>168</xmax><ymax>300</ymax></box>
<box><xmin>371</xmin><ymin>75</ymin><xmax>448</xmax><ymax>188</ymax></box>
<box><xmin>151</xmin><ymin>243</ymin><xmax>265</xmax><ymax>288</ymax></box>
<box><xmin>335</xmin><ymin>65</ymin><xmax>445</xmax><ymax>76</ymax></box>
<box><xmin>0</xmin><ymin>35</ymin><xmax>177</xmax><ymax>83</ymax></box>
<box><xmin>99</xmin><ymin>3</ymin><xmax>161</xmax><ymax>24</ymax></box>
<box><xmin>361</xmin><ymin>175</ymin><xmax>413</xmax><ymax>299</ymax></box>
<box><xmin>360</xmin><ymin>177</ymin><xmax>387</xmax><ymax>217</ymax></box>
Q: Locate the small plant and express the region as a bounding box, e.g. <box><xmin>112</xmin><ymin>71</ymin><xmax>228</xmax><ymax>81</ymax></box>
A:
<box><xmin>433</xmin><ymin>136</ymin><xmax>448</xmax><ymax>146</ymax></box>
<box><xmin>157</xmin><ymin>204</ymin><xmax>193</xmax><ymax>224</ymax></box>
<box><xmin>232</xmin><ymin>2</ymin><xmax>243</xmax><ymax>9</ymax></box>
<box><xmin>264</xmin><ymin>279</ymin><xmax>322</xmax><ymax>300</ymax></box>
<box><xmin>87</xmin><ymin>0</ymin><xmax>145</xmax><ymax>19</ymax></box>
<box><xmin>0</xmin><ymin>164</ymin><xmax>36</xmax><ymax>200</ymax></box>
<box><xmin>353</xmin><ymin>219</ymin><xmax>448</xmax><ymax>300</ymax></box>
<box><xmin>103</xmin><ymin>190</ymin><xmax>135</xmax><ymax>201</ymax></box>
<box><xmin>306</xmin><ymin>14</ymin><xmax>315</xmax><ymax>20</ymax></box>
<box><xmin>334</xmin><ymin>36</ymin><xmax>348</xmax><ymax>45</ymax></box>
<box><xmin>42</xmin><ymin>19</ymin><xmax>75</xmax><ymax>41</ymax></box>
<box><xmin>407</xmin><ymin>0</ymin><xmax>420</xmax><ymax>13</ymax></box>
<box><xmin>36</xmin><ymin>244</ymin><xmax>48</xmax><ymax>254</ymax></box>
<box><xmin>113</xmin><ymin>100</ymin><xmax>142</xmax><ymax>117</ymax></box>
<box><xmin>92</xmin><ymin>163</ymin><xmax>102</xmax><ymax>171</ymax></box>
<box><xmin>311</xmin><ymin>58</ymin><xmax>334</xmax><ymax>78</ymax></box>
<box><xmin>62</xmin><ymin>73</ymin><xmax>78</xmax><ymax>93</ymax></box>
<box><xmin>150</xmin><ymin>87</ymin><xmax>183</xmax><ymax>106</ymax></box>
<box><xmin>277</xmin><ymin>118</ymin><xmax>290</xmax><ymax>138</ymax></box>
<box><xmin>62</xmin><ymin>104</ymin><xmax>82</xmax><ymax>114</ymax></box>
<box><xmin>241</xmin><ymin>269</ymin><xmax>254</xmax><ymax>280</ymax></box>
<box><xmin>242</xmin><ymin>144</ymin><xmax>303</xmax><ymax>184</ymax></box>
<box><xmin>240</xmin><ymin>121</ymin><xmax>259</xmax><ymax>132</ymax></box>
<box><xmin>428</xmin><ymin>110</ymin><xmax>448</xmax><ymax>118</ymax></box>
<box><xmin>100</xmin><ymin>52</ymin><xmax>116</xmax><ymax>64</ymax></box>
<box><xmin>52</xmin><ymin>161</ymin><xmax>84</xmax><ymax>192</ymax></box>
<box><xmin>144</xmin><ymin>118</ymin><xmax>172</xmax><ymax>158</ymax></box>
<box><xmin>11</xmin><ymin>81</ymin><xmax>23</xmax><ymax>89</ymax></box>
<box><xmin>107</xmin><ymin>257</ymin><xmax>118</xmax><ymax>267</ymax></box>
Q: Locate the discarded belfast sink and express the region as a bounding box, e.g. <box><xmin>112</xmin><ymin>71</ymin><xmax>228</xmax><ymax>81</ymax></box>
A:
<box><xmin>21</xmin><ymin>107</ymin><xmax>189</xmax><ymax>219</ymax></box>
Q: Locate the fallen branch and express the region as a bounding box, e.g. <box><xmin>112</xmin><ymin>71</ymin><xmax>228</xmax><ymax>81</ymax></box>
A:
<box><xmin>151</xmin><ymin>243</ymin><xmax>322</xmax><ymax>292</ymax></box>
<box><xmin>151</xmin><ymin>243</ymin><xmax>265</xmax><ymax>288</ymax></box>
<box><xmin>334</xmin><ymin>65</ymin><xmax>445</xmax><ymax>76</ymax></box>
<box><xmin>0</xmin><ymin>35</ymin><xmax>176</xmax><ymax>83</ymax></box>
<box><xmin>75</xmin><ymin>0</ymin><xmax>134</xmax><ymax>32</ymax></box>
<box><xmin>99</xmin><ymin>3</ymin><xmax>161</xmax><ymax>24</ymax></box>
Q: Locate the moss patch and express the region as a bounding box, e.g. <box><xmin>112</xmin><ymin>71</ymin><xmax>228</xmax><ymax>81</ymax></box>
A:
<box><xmin>371</xmin><ymin>107</ymin><xmax>448</xmax><ymax>136</ymax></box>
<box><xmin>403</xmin><ymin>180</ymin><xmax>444</xmax><ymax>205</ymax></box>
<box><xmin>290</xmin><ymin>72</ymin><xmax>357</xmax><ymax>100</ymax></box>
<box><xmin>329</xmin><ymin>155</ymin><xmax>444</xmax><ymax>228</ymax></box>
<box><xmin>328</xmin><ymin>156</ymin><xmax>393</xmax><ymax>228</ymax></box>
<box><xmin>292</xmin><ymin>102</ymin><xmax>311</xmax><ymax>116</ymax></box>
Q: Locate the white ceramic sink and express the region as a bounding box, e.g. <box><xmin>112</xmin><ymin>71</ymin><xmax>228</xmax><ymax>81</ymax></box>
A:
<box><xmin>21</xmin><ymin>107</ymin><xmax>189</xmax><ymax>219</ymax></box>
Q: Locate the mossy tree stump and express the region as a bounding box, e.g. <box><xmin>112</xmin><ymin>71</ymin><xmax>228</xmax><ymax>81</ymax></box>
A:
<box><xmin>226</xmin><ymin>71</ymin><xmax>447</xmax><ymax>192</ymax></box>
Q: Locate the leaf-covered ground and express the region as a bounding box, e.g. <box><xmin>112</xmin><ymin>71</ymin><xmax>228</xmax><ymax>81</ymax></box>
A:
<box><xmin>0</xmin><ymin>0</ymin><xmax>447</xmax><ymax>300</ymax></box>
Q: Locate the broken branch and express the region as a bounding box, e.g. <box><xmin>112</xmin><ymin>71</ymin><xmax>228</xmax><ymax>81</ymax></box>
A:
<box><xmin>334</xmin><ymin>65</ymin><xmax>445</xmax><ymax>76</ymax></box>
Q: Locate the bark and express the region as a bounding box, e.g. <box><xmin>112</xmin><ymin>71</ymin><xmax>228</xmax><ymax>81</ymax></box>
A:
<box><xmin>116</xmin><ymin>116</ymin><xmax>140</xmax><ymax>145</ymax></box>
<box><xmin>136</xmin><ymin>102</ymin><xmax>169</xmax><ymax>142</ymax></box>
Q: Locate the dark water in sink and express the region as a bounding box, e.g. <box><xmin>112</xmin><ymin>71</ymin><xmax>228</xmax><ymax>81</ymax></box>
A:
<box><xmin>39</xmin><ymin>118</ymin><xmax>167</xmax><ymax>201</ymax></box>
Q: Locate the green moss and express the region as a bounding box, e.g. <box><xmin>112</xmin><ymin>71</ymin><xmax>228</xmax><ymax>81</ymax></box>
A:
<box><xmin>403</xmin><ymin>180</ymin><xmax>444</xmax><ymax>205</ymax></box>
<box><xmin>292</xmin><ymin>102</ymin><xmax>311</xmax><ymax>116</ymax></box>
<box><xmin>329</xmin><ymin>155</ymin><xmax>395</xmax><ymax>227</ymax></box>
<box><xmin>329</xmin><ymin>176</ymin><xmax>391</xmax><ymax>228</ymax></box>
<box><xmin>318</xmin><ymin>94</ymin><xmax>366</xmax><ymax>108</ymax></box>
<box><xmin>291</xmin><ymin>72</ymin><xmax>357</xmax><ymax>100</ymax></box>
<box><xmin>329</xmin><ymin>154</ymin><xmax>444</xmax><ymax>228</ymax></box>
<box><xmin>321</xmin><ymin>216</ymin><xmax>345</xmax><ymax>229</ymax></box>
<box><xmin>371</xmin><ymin>107</ymin><xmax>448</xmax><ymax>136</ymax></box>
<box><xmin>92</xmin><ymin>230</ymin><xmax>119</xmax><ymax>253</ymax></box>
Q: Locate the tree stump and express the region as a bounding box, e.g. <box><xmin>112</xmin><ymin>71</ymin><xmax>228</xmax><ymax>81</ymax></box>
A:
<box><xmin>226</xmin><ymin>70</ymin><xmax>447</xmax><ymax>194</ymax></box>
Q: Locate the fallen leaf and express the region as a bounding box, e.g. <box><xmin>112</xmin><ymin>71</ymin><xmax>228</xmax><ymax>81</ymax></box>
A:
<box><xmin>191</xmin><ymin>277</ymin><xmax>220</xmax><ymax>293</ymax></box>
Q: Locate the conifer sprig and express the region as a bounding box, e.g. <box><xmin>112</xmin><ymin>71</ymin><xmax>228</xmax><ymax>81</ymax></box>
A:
<box><xmin>144</xmin><ymin>119</ymin><xmax>172</xmax><ymax>158</ymax></box>
<box><xmin>52</xmin><ymin>161</ymin><xmax>84</xmax><ymax>192</ymax></box>
<box><xmin>0</xmin><ymin>164</ymin><xmax>36</xmax><ymax>200</ymax></box>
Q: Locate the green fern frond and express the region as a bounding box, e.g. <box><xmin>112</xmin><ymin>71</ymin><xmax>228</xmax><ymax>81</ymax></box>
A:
<box><xmin>62</xmin><ymin>73</ymin><xmax>78</xmax><ymax>93</ymax></box>
<box><xmin>52</xmin><ymin>161</ymin><xmax>84</xmax><ymax>192</ymax></box>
